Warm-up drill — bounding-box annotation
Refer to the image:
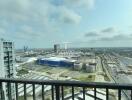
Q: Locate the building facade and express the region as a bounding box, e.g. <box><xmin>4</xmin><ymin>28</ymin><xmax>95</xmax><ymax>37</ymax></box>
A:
<box><xmin>54</xmin><ymin>44</ymin><xmax>60</xmax><ymax>53</ymax></box>
<box><xmin>0</xmin><ymin>39</ymin><xmax>16</xmax><ymax>100</ymax></box>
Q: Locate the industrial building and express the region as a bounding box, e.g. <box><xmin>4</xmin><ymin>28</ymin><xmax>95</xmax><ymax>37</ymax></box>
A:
<box><xmin>86</xmin><ymin>63</ymin><xmax>96</xmax><ymax>73</ymax></box>
<box><xmin>37</xmin><ymin>57</ymin><xmax>75</xmax><ymax>67</ymax></box>
<box><xmin>73</xmin><ymin>62</ymin><xmax>83</xmax><ymax>70</ymax></box>
<box><xmin>0</xmin><ymin>39</ymin><xmax>16</xmax><ymax>100</ymax></box>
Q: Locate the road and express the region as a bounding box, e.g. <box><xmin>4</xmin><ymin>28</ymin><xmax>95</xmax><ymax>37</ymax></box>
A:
<box><xmin>95</xmin><ymin>56</ymin><xmax>105</xmax><ymax>82</ymax></box>
<box><xmin>101</xmin><ymin>54</ymin><xmax>131</xmax><ymax>100</ymax></box>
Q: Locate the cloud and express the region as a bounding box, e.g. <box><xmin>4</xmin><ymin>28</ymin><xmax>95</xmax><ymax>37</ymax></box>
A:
<box><xmin>19</xmin><ymin>25</ymin><xmax>47</xmax><ymax>37</ymax></box>
<box><xmin>58</xmin><ymin>7</ymin><xmax>81</xmax><ymax>24</ymax></box>
<box><xmin>0</xmin><ymin>1</ymin><xmax>82</xmax><ymax>36</ymax></box>
<box><xmin>64</xmin><ymin>0</ymin><xmax>95</xmax><ymax>9</ymax></box>
<box><xmin>101</xmin><ymin>27</ymin><xmax>117</xmax><ymax>33</ymax></box>
<box><xmin>73</xmin><ymin>26</ymin><xmax>132</xmax><ymax>47</ymax></box>
<box><xmin>99</xmin><ymin>34</ymin><xmax>132</xmax><ymax>41</ymax></box>
<box><xmin>84</xmin><ymin>27</ymin><xmax>118</xmax><ymax>38</ymax></box>
<box><xmin>82</xmin><ymin>27</ymin><xmax>132</xmax><ymax>45</ymax></box>
<box><xmin>85</xmin><ymin>31</ymin><xmax>99</xmax><ymax>37</ymax></box>
<box><xmin>0</xmin><ymin>0</ymin><xmax>95</xmax><ymax>48</ymax></box>
<box><xmin>0</xmin><ymin>0</ymin><xmax>82</xmax><ymax>25</ymax></box>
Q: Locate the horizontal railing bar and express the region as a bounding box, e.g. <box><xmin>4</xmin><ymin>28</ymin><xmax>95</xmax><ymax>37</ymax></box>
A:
<box><xmin>0</xmin><ymin>78</ymin><xmax>132</xmax><ymax>90</ymax></box>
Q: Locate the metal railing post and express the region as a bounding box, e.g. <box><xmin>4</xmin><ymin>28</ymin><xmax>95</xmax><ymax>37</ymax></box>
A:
<box><xmin>24</xmin><ymin>83</ymin><xmax>27</xmax><ymax>100</ymax></box>
<box><xmin>42</xmin><ymin>85</ymin><xmax>44</xmax><ymax>100</ymax></box>
<box><xmin>52</xmin><ymin>85</ymin><xmax>54</xmax><ymax>100</ymax></box>
<box><xmin>61</xmin><ymin>86</ymin><xmax>64</xmax><ymax>100</ymax></box>
<box><xmin>118</xmin><ymin>89</ymin><xmax>121</xmax><ymax>100</ymax></box>
<box><xmin>7</xmin><ymin>82</ymin><xmax>11</xmax><ymax>100</ymax></box>
<box><xmin>0</xmin><ymin>82</ymin><xmax>4</xmax><ymax>100</ymax></box>
<box><xmin>72</xmin><ymin>86</ymin><xmax>74</xmax><ymax>100</ymax></box>
<box><xmin>83</xmin><ymin>87</ymin><xmax>85</xmax><ymax>100</ymax></box>
<box><xmin>106</xmin><ymin>88</ymin><xmax>109</xmax><ymax>100</ymax></box>
<box><xmin>15</xmin><ymin>83</ymin><xmax>18</xmax><ymax>100</ymax></box>
<box><xmin>33</xmin><ymin>84</ymin><xmax>36</xmax><ymax>100</ymax></box>
<box><xmin>94</xmin><ymin>87</ymin><xmax>96</xmax><ymax>100</ymax></box>
<box><xmin>55</xmin><ymin>85</ymin><xmax>60</xmax><ymax>100</ymax></box>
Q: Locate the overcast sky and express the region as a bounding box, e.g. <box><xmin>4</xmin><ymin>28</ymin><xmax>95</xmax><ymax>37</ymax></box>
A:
<box><xmin>0</xmin><ymin>0</ymin><xmax>132</xmax><ymax>48</ymax></box>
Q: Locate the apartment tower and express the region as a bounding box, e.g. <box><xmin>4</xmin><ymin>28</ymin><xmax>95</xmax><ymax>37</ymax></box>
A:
<box><xmin>0</xmin><ymin>39</ymin><xmax>16</xmax><ymax>100</ymax></box>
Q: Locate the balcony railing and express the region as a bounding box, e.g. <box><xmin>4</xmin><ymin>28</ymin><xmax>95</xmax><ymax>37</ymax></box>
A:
<box><xmin>0</xmin><ymin>78</ymin><xmax>132</xmax><ymax>100</ymax></box>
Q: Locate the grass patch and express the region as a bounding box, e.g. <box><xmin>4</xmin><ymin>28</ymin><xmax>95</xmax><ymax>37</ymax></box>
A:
<box><xmin>74</xmin><ymin>75</ymin><xmax>95</xmax><ymax>82</ymax></box>
<box><xmin>17</xmin><ymin>69</ymin><xmax>29</xmax><ymax>75</ymax></box>
<box><xmin>104</xmin><ymin>74</ymin><xmax>110</xmax><ymax>81</ymax></box>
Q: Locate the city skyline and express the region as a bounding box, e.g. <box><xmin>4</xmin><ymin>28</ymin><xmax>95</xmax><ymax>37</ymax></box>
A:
<box><xmin>0</xmin><ymin>0</ymin><xmax>132</xmax><ymax>48</ymax></box>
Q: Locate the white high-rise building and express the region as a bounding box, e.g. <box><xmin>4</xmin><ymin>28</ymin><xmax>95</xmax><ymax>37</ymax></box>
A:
<box><xmin>0</xmin><ymin>39</ymin><xmax>16</xmax><ymax>100</ymax></box>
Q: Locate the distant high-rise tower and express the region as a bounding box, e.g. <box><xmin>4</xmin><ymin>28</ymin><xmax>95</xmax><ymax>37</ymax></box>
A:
<box><xmin>54</xmin><ymin>44</ymin><xmax>60</xmax><ymax>53</ymax></box>
<box><xmin>64</xmin><ymin>43</ymin><xmax>68</xmax><ymax>50</ymax></box>
<box><xmin>0</xmin><ymin>39</ymin><xmax>16</xmax><ymax>100</ymax></box>
<box><xmin>23</xmin><ymin>46</ymin><xmax>28</xmax><ymax>52</ymax></box>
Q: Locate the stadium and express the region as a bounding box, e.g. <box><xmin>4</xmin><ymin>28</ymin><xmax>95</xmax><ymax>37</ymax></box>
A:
<box><xmin>36</xmin><ymin>57</ymin><xmax>76</xmax><ymax>67</ymax></box>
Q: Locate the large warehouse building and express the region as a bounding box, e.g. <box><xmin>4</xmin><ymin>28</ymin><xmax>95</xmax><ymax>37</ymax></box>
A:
<box><xmin>37</xmin><ymin>57</ymin><xmax>76</xmax><ymax>67</ymax></box>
